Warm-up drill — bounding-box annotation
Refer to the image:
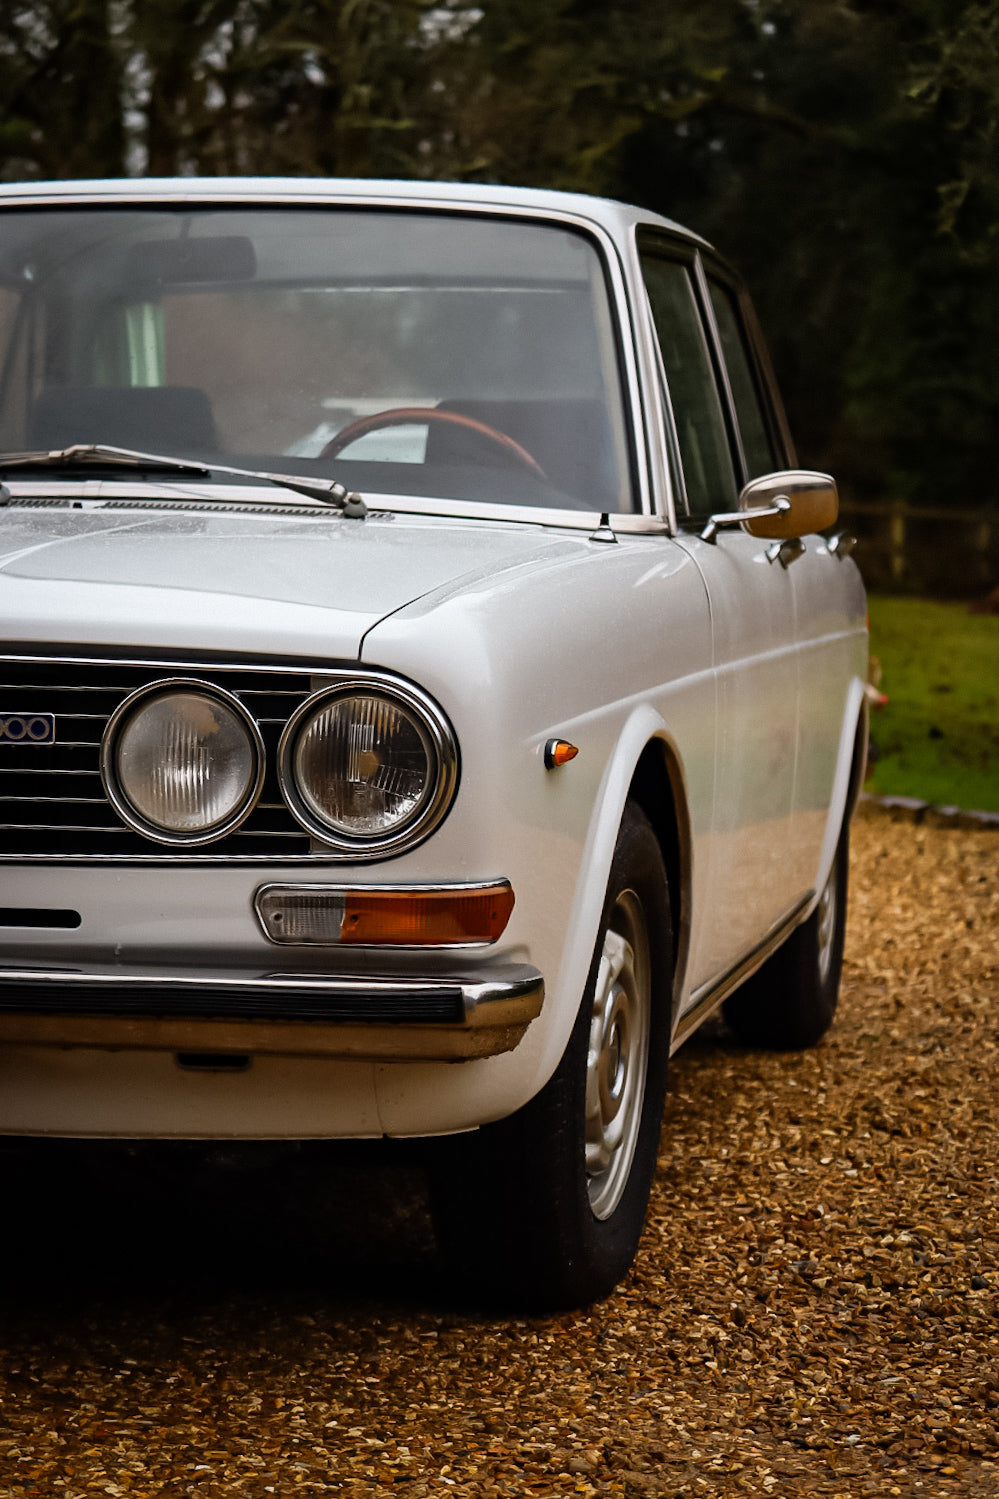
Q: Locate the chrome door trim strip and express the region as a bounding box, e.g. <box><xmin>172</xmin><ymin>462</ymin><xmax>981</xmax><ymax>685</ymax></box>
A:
<box><xmin>670</xmin><ymin>894</ymin><xmax>812</xmax><ymax>1053</ymax></box>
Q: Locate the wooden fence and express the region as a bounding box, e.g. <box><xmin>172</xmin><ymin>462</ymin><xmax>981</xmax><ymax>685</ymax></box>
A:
<box><xmin>836</xmin><ymin>500</ymin><xmax>998</xmax><ymax>600</ymax></box>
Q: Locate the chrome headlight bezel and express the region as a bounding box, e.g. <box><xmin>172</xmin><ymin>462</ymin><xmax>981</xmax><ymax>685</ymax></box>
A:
<box><xmin>277</xmin><ymin>676</ymin><xmax>459</xmax><ymax>856</ymax></box>
<box><xmin>101</xmin><ymin>678</ymin><xmax>266</xmax><ymax>846</ymax></box>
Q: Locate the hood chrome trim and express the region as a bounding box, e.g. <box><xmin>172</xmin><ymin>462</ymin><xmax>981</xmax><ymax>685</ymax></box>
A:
<box><xmin>0</xmin><ymin>480</ymin><xmax>670</xmax><ymax>534</ymax></box>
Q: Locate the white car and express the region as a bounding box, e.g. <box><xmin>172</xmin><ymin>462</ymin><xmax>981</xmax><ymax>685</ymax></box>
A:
<box><xmin>0</xmin><ymin>178</ymin><xmax>867</xmax><ymax>1307</ymax></box>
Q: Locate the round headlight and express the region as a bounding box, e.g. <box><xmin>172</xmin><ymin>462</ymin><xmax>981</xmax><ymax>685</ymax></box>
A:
<box><xmin>279</xmin><ymin>680</ymin><xmax>457</xmax><ymax>852</ymax></box>
<box><xmin>103</xmin><ymin>682</ymin><xmax>264</xmax><ymax>844</ymax></box>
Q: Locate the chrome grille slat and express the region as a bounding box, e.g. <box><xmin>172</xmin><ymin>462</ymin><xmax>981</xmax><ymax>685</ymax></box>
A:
<box><xmin>0</xmin><ymin>742</ymin><xmax>96</xmax><ymax>751</ymax></box>
<box><xmin>230</xmin><ymin>829</ymin><xmax>311</xmax><ymax>840</ymax></box>
<box><xmin>3</xmin><ymin>821</ymin><xmax>308</xmax><ymax>836</ymax></box>
<box><xmin>0</xmin><ymin>681</ymin><xmax>307</xmax><ymax>694</ymax></box>
<box><xmin>0</xmin><ymin>768</ymin><xmax>103</xmax><ymax>777</ymax></box>
<box><xmin>0</xmin><ymin>682</ymin><xmax>115</xmax><ymax>692</ymax></box>
<box><xmin>0</xmin><ymin>796</ymin><xmax>111</xmax><ymax>804</ymax></box>
<box><xmin>0</xmin><ymin>821</ymin><xmax>130</xmax><ymax>833</ymax></box>
<box><xmin>0</xmin><ymin>653</ymin><xmax>318</xmax><ymax>861</ymax></box>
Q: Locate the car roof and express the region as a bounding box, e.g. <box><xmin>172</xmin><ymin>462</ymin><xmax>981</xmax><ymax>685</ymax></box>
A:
<box><xmin>0</xmin><ymin>176</ymin><xmax>712</xmax><ymax>251</ymax></box>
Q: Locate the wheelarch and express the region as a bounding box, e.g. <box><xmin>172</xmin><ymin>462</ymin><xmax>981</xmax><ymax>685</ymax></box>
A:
<box><xmin>627</xmin><ymin>736</ymin><xmax>692</xmax><ymax>1037</ymax></box>
<box><xmin>804</xmin><ymin>681</ymin><xmax>869</xmax><ymax>923</ymax></box>
<box><xmin>845</xmin><ymin>695</ymin><xmax>870</xmax><ymax>822</ymax></box>
<box><xmin>533</xmin><ymin>712</ymin><xmax>694</xmax><ymax>1100</ymax></box>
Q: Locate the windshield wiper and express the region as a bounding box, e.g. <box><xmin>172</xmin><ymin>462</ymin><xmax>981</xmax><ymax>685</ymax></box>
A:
<box><xmin>0</xmin><ymin>443</ymin><xmax>368</xmax><ymax>517</ymax></box>
<box><xmin>0</xmin><ymin>444</ymin><xmax>211</xmax><ymax>478</ymax></box>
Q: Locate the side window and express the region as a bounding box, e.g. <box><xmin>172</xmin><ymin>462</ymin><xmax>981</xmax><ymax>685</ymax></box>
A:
<box><xmin>640</xmin><ymin>254</ymin><xmax>736</xmax><ymax>517</ymax></box>
<box><xmin>708</xmin><ymin>280</ymin><xmax>775</xmax><ymax>479</ymax></box>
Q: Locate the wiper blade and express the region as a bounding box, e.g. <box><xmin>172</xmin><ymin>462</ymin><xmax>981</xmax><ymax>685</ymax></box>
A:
<box><xmin>0</xmin><ymin>443</ymin><xmax>211</xmax><ymax>477</ymax></box>
<box><xmin>0</xmin><ymin>444</ymin><xmax>368</xmax><ymax>517</ymax></box>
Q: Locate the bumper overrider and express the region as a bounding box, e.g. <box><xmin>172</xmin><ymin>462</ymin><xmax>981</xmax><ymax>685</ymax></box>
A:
<box><xmin>0</xmin><ymin>963</ymin><xmax>544</xmax><ymax>1060</ymax></box>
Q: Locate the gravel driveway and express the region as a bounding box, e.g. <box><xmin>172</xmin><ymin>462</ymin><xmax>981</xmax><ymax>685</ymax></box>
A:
<box><xmin>0</xmin><ymin>813</ymin><xmax>996</xmax><ymax>1497</ymax></box>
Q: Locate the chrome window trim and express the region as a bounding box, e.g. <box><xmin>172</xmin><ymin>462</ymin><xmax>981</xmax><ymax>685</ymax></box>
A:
<box><xmin>277</xmin><ymin>674</ymin><xmax>460</xmax><ymax>858</ymax></box>
<box><xmin>697</xmin><ymin>251</ymin><xmax>797</xmax><ymax>471</ymax></box>
<box><xmin>636</xmin><ymin>236</ymin><xmax>734</xmax><ymax>522</ymax></box>
<box><xmin>633</xmin><ymin>229</ymin><xmax>738</xmax><ymax>528</ymax></box>
<box><xmin>638</xmin><ymin>297</ymin><xmax>688</xmax><ymax>527</ymax></box>
<box><xmin>100</xmin><ymin>677</ymin><xmax>267</xmax><ymax>846</ymax></box>
<box><xmin>627</xmin><ymin>224</ymin><xmax>685</xmax><ymax>534</ymax></box>
<box><xmin>692</xmin><ymin>252</ymin><xmax>749</xmax><ymax>484</ymax></box>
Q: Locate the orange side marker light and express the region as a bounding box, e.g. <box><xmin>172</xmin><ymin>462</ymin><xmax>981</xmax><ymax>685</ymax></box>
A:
<box><xmin>545</xmin><ymin>738</ymin><xmax>579</xmax><ymax>769</ymax></box>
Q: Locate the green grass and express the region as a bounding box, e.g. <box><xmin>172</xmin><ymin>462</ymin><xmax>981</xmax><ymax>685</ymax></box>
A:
<box><xmin>865</xmin><ymin>594</ymin><xmax>999</xmax><ymax>812</ymax></box>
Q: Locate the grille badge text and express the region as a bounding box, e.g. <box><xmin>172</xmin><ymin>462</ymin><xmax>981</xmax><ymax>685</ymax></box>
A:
<box><xmin>0</xmin><ymin>714</ymin><xmax>56</xmax><ymax>744</ymax></box>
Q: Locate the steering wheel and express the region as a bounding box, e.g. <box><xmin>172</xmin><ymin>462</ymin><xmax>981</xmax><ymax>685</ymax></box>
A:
<box><xmin>319</xmin><ymin>406</ymin><xmax>547</xmax><ymax>480</ymax></box>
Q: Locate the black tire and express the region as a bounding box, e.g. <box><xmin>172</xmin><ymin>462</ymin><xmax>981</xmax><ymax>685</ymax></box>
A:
<box><xmin>723</xmin><ymin>820</ymin><xmax>849</xmax><ymax>1050</ymax></box>
<box><xmin>429</xmin><ymin>801</ymin><xmax>673</xmax><ymax>1311</ymax></box>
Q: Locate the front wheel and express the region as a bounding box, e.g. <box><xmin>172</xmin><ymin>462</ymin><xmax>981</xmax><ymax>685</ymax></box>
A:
<box><xmin>429</xmin><ymin>801</ymin><xmax>673</xmax><ymax>1310</ymax></box>
<box><xmin>723</xmin><ymin>821</ymin><xmax>849</xmax><ymax>1049</ymax></box>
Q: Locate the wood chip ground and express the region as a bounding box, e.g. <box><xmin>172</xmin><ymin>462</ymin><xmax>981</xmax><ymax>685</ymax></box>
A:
<box><xmin>0</xmin><ymin>815</ymin><xmax>996</xmax><ymax>1497</ymax></box>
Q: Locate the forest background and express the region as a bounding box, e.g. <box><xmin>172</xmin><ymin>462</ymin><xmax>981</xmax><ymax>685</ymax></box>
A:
<box><xmin>1</xmin><ymin>0</ymin><xmax>997</xmax><ymax>525</ymax></box>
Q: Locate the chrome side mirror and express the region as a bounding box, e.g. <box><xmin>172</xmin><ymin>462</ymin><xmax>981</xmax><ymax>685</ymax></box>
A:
<box><xmin>739</xmin><ymin>470</ymin><xmax>838</xmax><ymax>540</ymax></box>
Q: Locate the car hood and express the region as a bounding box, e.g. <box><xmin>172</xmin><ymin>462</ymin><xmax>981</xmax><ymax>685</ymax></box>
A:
<box><xmin>0</xmin><ymin>505</ymin><xmax>585</xmax><ymax>658</ymax></box>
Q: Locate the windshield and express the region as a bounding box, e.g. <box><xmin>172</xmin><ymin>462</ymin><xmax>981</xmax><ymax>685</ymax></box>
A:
<box><xmin>0</xmin><ymin>205</ymin><xmax>634</xmax><ymax>512</ymax></box>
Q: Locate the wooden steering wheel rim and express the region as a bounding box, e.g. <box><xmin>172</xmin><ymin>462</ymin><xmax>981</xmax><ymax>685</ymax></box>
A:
<box><xmin>318</xmin><ymin>406</ymin><xmax>547</xmax><ymax>480</ymax></box>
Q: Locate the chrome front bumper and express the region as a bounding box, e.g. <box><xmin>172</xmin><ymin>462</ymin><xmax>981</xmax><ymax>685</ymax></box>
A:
<box><xmin>0</xmin><ymin>963</ymin><xmax>545</xmax><ymax>1060</ymax></box>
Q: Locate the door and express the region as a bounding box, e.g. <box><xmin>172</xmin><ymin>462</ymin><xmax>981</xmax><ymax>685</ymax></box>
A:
<box><xmin>707</xmin><ymin>274</ymin><xmax>864</xmax><ymax>901</ymax></box>
<box><xmin>639</xmin><ymin>245</ymin><xmax>803</xmax><ymax>998</ymax></box>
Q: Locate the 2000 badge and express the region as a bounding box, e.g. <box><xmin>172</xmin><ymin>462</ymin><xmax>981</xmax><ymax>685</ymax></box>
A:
<box><xmin>0</xmin><ymin>714</ymin><xmax>55</xmax><ymax>743</ymax></box>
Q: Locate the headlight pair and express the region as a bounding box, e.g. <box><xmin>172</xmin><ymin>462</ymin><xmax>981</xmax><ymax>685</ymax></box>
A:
<box><xmin>101</xmin><ymin>676</ymin><xmax>457</xmax><ymax>852</ymax></box>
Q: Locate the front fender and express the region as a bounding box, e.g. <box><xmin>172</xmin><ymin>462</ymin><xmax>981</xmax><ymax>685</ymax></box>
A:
<box><xmin>371</xmin><ymin>706</ymin><xmax>695</xmax><ymax>1137</ymax></box>
<box><xmin>535</xmin><ymin>703</ymin><xmax>682</xmax><ymax>1086</ymax></box>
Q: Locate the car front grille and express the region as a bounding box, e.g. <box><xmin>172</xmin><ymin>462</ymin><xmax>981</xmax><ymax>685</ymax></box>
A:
<box><xmin>0</xmin><ymin>653</ymin><xmax>319</xmax><ymax>861</ymax></box>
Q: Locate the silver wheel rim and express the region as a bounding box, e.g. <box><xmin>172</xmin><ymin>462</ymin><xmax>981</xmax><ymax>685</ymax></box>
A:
<box><xmin>816</xmin><ymin>860</ymin><xmax>838</xmax><ymax>985</ymax></box>
<box><xmin>585</xmin><ymin>888</ymin><xmax>651</xmax><ymax>1221</ymax></box>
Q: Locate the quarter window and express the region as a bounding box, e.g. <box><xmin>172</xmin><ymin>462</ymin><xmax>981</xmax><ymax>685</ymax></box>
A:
<box><xmin>641</xmin><ymin>255</ymin><xmax>736</xmax><ymax>517</ymax></box>
<box><xmin>708</xmin><ymin>281</ymin><xmax>775</xmax><ymax>479</ymax></box>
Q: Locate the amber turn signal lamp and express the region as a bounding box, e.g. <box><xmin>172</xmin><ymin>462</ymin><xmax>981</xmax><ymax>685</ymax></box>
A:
<box><xmin>256</xmin><ymin>882</ymin><xmax>515</xmax><ymax>946</ymax></box>
<box><xmin>545</xmin><ymin>738</ymin><xmax>579</xmax><ymax>768</ymax></box>
<box><xmin>339</xmin><ymin>885</ymin><xmax>514</xmax><ymax>945</ymax></box>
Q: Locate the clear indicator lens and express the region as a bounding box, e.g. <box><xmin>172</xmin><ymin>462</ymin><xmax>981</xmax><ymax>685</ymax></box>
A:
<box><xmin>116</xmin><ymin>690</ymin><xmax>257</xmax><ymax>834</ymax></box>
<box><xmin>293</xmin><ymin>693</ymin><xmax>432</xmax><ymax>838</ymax></box>
<box><xmin>257</xmin><ymin>888</ymin><xmax>347</xmax><ymax>943</ymax></box>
